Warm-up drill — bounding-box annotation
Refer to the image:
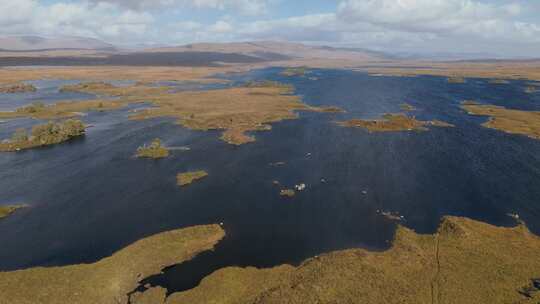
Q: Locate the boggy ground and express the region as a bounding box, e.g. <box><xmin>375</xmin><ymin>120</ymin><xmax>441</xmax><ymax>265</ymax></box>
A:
<box><xmin>0</xmin><ymin>224</ymin><xmax>224</xmax><ymax>304</ymax></box>
<box><xmin>133</xmin><ymin>217</ymin><xmax>540</xmax><ymax>304</ymax></box>
<box><xmin>0</xmin><ymin>81</ymin><xmax>342</xmax><ymax>145</ymax></box>
<box><xmin>461</xmin><ymin>103</ymin><xmax>540</xmax><ymax>140</ymax></box>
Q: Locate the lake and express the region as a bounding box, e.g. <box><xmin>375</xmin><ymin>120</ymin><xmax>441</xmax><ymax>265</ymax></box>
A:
<box><xmin>1</xmin><ymin>68</ymin><xmax>539</xmax><ymax>293</ymax></box>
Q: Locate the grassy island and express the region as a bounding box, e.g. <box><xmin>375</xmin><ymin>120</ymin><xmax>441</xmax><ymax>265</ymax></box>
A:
<box><xmin>177</xmin><ymin>170</ymin><xmax>208</xmax><ymax>186</ymax></box>
<box><xmin>60</xmin><ymin>81</ymin><xmax>116</xmax><ymax>93</ymax></box>
<box><xmin>0</xmin><ymin>224</ymin><xmax>225</xmax><ymax>304</ymax></box>
<box><xmin>399</xmin><ymin>103</ymin><xmax>416</xmax><ymax>111</ymax></box>
<box><xmin>0</xmin><ymin>83</ymin><xmax>37</xmax><ymax>94</ymax></box>
<box><xmin>280</xmin><ymin>189</ymin><xmax>295</xmax><ymax>197</ymax></box>
<box><xmin>525</xmin><ymin>86</ymin><xmax>537</xmax><ymax>94</ymax></box>
<box><xmin>0</xmin><ymin>99</ymin><xmax>130</xmax><ymax>120</ymax></box>
<box><xmin>337</xmin><ymin>113</ymin><xmax>454</xmax><ymax>133</ymax></box>
<box><xmin>0</xmin><ymin>119</ymin><xmax>86</xmax><ymax>152</ymax></box>
<box><xmin>1</xmin><ymin>80</ymin><xmax>343</xmax><ymax>146</ymax></box>
<box><xmin>447</xmin><ymin>76</ymin><xmax>466</xmax><ymax>83</ymax></box>
<box><xmin>281</xmin><ymin>67</ymin><xmax>308</xmax><ymax>77</ymax></box>
<box><xmin>136</xmin><ymin>138</ymin><xmax>170</xmax><ymax>159</ymax></box>
<box><xmin>136</xmin><ymin>217</ymin><xmax>540</xmax><ymax>304</ymax></box>
<box><xmin>461</xmin><ymin>102</ymin><xmax>540</xmax><ymax>140</ymax></box>
<box><xmin>489</xmin><ymin>79</ymin><xmax>510</xmax><ymax>84</ymax></box>
<box><xmin>0</xmin><ymin>205</ymin><xmax>26</xmax><ymax>219</ymax></box>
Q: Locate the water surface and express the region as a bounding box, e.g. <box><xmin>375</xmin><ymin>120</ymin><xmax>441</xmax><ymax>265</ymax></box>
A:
<box><xmin>0</xmin><ymin>68</ymin><xmax>539</xmax><ymax>293</ymax></box>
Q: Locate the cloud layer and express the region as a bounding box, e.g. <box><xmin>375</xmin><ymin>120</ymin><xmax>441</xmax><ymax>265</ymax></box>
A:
<box><xmin>0</xmin><ymin>0</ymin><xmax>539</xmax><ymax>56</ymax></box>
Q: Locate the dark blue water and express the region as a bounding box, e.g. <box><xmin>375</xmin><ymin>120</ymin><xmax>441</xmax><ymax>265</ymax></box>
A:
<box><xmin>1</xmin><ymin>69</ymin><xmax>539</xmax><ymax>294</ymax></box>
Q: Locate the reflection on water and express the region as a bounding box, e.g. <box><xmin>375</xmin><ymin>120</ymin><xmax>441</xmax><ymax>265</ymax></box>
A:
<box><xmin>0</xmin><ymin>69</ymin><xmax>539</xmax><ymax>293</ymax></box>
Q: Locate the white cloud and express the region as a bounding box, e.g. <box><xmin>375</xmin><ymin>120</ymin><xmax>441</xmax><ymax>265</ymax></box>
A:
<box><xmin>0</xmin><ymin>0</ymin><xmax>154</xmax><ymax>42</ymax></box>
<box><xmin>88</xmin><ymin>0</ymin><xmax>269</xmax><ymax>16</ymax></box>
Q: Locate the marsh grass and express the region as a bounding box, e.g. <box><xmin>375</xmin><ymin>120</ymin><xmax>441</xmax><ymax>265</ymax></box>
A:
<box><xmin>0</xmin><ymin>119</ymin><xmax>86</xmax><ymax>152</ymax></box>
<box><xmin>177</xmin><ymin>171</ymin><xmax>208</xmax><ymax>186</ymax></box>
<box><xmin>461</xmin><ymin>102</ymin><xmax>540</xmax><ymax>140</ymax></box>
<box><xmin>136</xmin><ymin>138</ymin><xmax>170</xmax><ymax>159</ymax></box>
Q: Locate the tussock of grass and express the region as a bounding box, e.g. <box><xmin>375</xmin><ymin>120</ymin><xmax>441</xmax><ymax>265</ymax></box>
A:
<box><xmin>461</xmin><ymin>102</ymin><xmax>540</xmax><ymax>140</ymax></box>
<box><xmin>177</xmin><ymin>170</ymin><xmax>208</xmax><ymax>186</ymax></box>
<box><xmin>0</xmin><ymin>119</ymin><xmax>85</xmax><ymax>152</ymax></box>
<box><xmin>136</xmin><ymin>138</ymin><xmax>169</xmax><ymax>159</ymax></box>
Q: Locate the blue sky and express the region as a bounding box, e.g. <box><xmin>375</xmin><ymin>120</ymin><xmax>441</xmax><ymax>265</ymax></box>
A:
<box><xmin>1</xmin><ymin>0</ymin><xmax>539</xmax><ymax>56</ymax></box>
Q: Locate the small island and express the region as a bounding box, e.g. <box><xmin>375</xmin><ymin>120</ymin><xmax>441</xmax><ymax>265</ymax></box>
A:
<box><xmin>136</xmin><ymin>139</ymin><xmax>170</xmax><ymax>159</ymax></box>
<box><xmin>489</xmin><ymin>79</ymin><xmax>510</xmax><ymax>84</ymax></box>
<box><xmin>447</xmin><ymin>76</ymin><xmax>466</xmax><ymax>83</ymax></box>
<box><xmin>0</xmin><ymin>83</ymin><xmax>37</xmax><ymax>94</ymax></box>
<box><xmin>177</xmin><ymin>171</ymin><xmax>208</xmax><ymax>186</ymax></box>
<box><xmin>280</xmin><ymin>189</ymin><xmax>296</xmax><ymax>197</ymax></box>
<box><xmin>281</xmin><ymin>67</ymin><xmax>308</xmax><ymax>77</ymax></box>
<box><xmin>0</xmin><ymin>119</ymin><xmax>86</xmax><ymax>152</ymax></box>
<box><xmin>0</xmin><ymin>205</ymin><xmax>26</xmax><ymax>219</ymax></box>
<box><xmin>399</xmin><ymin>103</ymin><xmax>416</xmax><ymax>111</ymax></box>
<box><xmin>59</xmin><ymin>81</ymin><xmax>116</xmax><ymax>93</ymax></box>
<box><xmin>525</xmin><ymin>86</ymin><xmax>537</xmax><ymax>94</ymax></box>
<box><xmin>337</xmin><ymin>113</ymin><xmax>454</xmax><ymax>133</ymax></box>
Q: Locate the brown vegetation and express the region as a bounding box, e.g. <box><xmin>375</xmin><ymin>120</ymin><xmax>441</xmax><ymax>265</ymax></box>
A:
<box><xmin>447</xmin><ymin>76</ymin><xmax>466</xmax><ymax>83</ymax></box>
<box><xmin>0</xmin><ymin>83</ymin><xmax>36</xmax><ymax>93</ymax></box>
<box><xmin>0</xmin><ymin>205</ymin><xmax>26</xmax><ymax>219</ymax></box>
<box><xmin>337</xmin><ymin>113</ymin><xmax>453</xmax><ymax>132</ymax></box>
<box><xmin>136</xmin><ymin>139</ymin><xmax>170</xmax><ymax>159</ymax></box>
<box><xmin>279</xmin><ymin>189</ymin><xmax>295</xmax><ymax>197</ymax></box>
<box><xmin>0</xmin><ymin>224</ymin><xmax>224</xmax><ymax>304</ymax></box>
<box><xmin>400</xmin><ymin>103</ymin><xmax>416</xmax><ymax>111</ymax></box>
<box><xmin>177</xmin><ymin>171</ymin><xmax>208</xmax><ymax>186</ymax></box>
<box><xmin>135</xmin><ymin>217</ymin><xmax>540</xmax><ymax>304</ymax></box>
<box><xmin>128</xmin><ymin>85</ymin><xmax>340</xmax><ymax>145</ymax></box>
<box><xmin>281</xmin><ymin>67</ymin><xmax>308</xmax><ymax>77</ymax></box>
<box><xmin>0</xmin><ymin>100</ymin><xmax>130</xmax><ymax>120</ymax></box>
<box><xmin>0</xmin><ymin>119</ymin><xmax>86</xmax><ymax>152</ymax></box>
<box><xmin>461</xmin><ymin>103</ymin><xmax>540</xmax><ymax>140</ymax></box>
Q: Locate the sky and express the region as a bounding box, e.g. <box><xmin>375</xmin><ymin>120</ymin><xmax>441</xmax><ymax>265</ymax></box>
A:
<box><xmin>0</xmin><ymin>0</ymin><xmax>539</xmax><ymax>56</ymax></box>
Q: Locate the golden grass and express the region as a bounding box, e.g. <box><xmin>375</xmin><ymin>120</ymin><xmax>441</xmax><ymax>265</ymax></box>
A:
<box><xmin>136</xmin><ymin>139</ymin><xmax>170</xmax><ymax>159</ymax></box>
<box><xmin>281</xmin><ymin>67</ymin><xmax>308</xmax><ymax>77</ymax></box>
<box><xmin>447</xmin><ymin>76</ymin><xmax>466</xmax><ymax>83</ymax></box>
<box><xmin>0</xmin><ymin>119</ymin><xmax>86</xmax><ymax>152</ymax></box>
<box><xmin>177</xmin><ymin>171</ymin><xmax>208</xmax><ymax>186</ymax></box>
<box><xmin>400</xmin><ymin>103</ymin><xmax>416</xmax><ymax>111</ymax></box>
<box><xmin>0</xmin><ymin>99</ymin><xmax>130</xmax><ymax>120</ymax></box>
<box><xmin>279</xmin><ymin>189</ymin><xmax>295</xmax><ymax>197</ymax></box>
<box><xmin>0</xmin><ymin>83</ymin><xmax>36</xmax><ymax>93</ymax></box>
<box><xmin>0</xmin><ymin>205</ymin><xmax>26</xmax><ymax>219</ymax></box>
<box><xmin>0</xmin><ymin>66</ymin><xmax>237</xmax><ymax>87</ymax></box>
<box><xmin>461</xmin><ymin>103</ymin><xmax>540</xmax><ymax>140</ymax></box>
<box><xmin>0</xmin><ymin>224</ymin><xmax>225</xmax><ymax>304</ymax></box>
<box><xmin>1</xmin><ymin>80</ymin><xmax>341</xmax><ymax>145</ymax></box>
<box><xmin>337</xmin><ymin>113</ymin><xmax>453</xmax><ymax>132</ymax></box>
<box><xmin>361</xmin><ymin>61</ymin><xmax>540</xmax><ymax>82</ymax></box>
<box><xmin>128</xmin><ymin>85</ymin><xmax>341</xmax><ymax>145</ymax></box>
<box><xmin>133</xmin><ymin>217</ymin><xmax>540</xmax><ymax>304</ymax></box>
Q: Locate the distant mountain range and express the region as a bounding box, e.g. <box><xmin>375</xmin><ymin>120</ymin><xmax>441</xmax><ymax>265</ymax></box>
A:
<box><xmin>0</xmin><ymin>36</ymin><xmax>116</xmax><ymax>52</ymax></box>
<box><xmin>0</xmin><ymin>35</ymin><xmax>535</xmax><ymax>63</ymax></box>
